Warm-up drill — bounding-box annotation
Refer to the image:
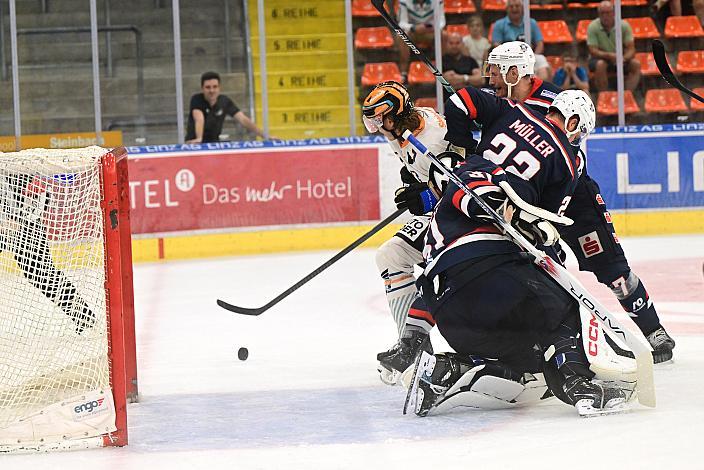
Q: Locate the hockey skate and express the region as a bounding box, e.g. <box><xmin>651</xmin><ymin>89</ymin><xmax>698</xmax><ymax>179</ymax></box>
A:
<box><xmin>604</xmin><ymin>326</ymin><xmax>675</xmax><ymax>364</ymax></box>
<box><xmin>404</xmin><ymin>352</ymin><xmax>544</xmax><ymax>416</ymax></box>
<box><xmin>647</xmin><ymin>327</ymin><xmax>675</xmax><ymax>364</ymax></box>
<box><xmin>377</xmin><ymin>329</ymin><xmax>432</xmax><ymax>386</ymax></box>
<box><xmin>563</xmin><ymin>375</ymin><xmax>629</xmax><ymax>417</ymax></box>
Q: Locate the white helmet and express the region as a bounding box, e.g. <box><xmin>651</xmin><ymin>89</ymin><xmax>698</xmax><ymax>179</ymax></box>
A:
<box><xmin>486</xmin><ymin>41</ymin><xmax>536</xmax><ymax>84</ymax></box>
<box><xmin>549</xmin><ymin>90</ymin><xmax>596</xmax><ymax>145</ymax></box>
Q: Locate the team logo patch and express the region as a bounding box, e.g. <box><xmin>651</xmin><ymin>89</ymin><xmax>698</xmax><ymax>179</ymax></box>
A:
<box><xmin>578</xmin><ymin>231</ymin><xmax>604</xmax><ymax>258</ymax></box>
<box><xmin>541</xmin><ymin>89</ymin><xmax>558</xmax><ymax>99</ymax></box>
<box><xmin>595</xmin><ymin>194</ymin><xmax>605</xmax><ymax>205</ymax></box>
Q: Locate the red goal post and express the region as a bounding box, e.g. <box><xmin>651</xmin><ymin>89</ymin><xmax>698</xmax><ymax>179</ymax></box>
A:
<box><xmin>0</xmin><ymin>146</ymin><xmax>137</xmax><ymax>452</ymax></box>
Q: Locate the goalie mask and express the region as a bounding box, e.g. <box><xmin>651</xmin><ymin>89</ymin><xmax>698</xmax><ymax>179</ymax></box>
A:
<box><xmin>362</xmin><ymin>81</ymin><xmax>413</xmax><ymax>133</ymax></box>
<box><xmin>427</xmin><ymin>151</ymin><xmax>465</xmax><ymax>200</ymax></box>
<box><xmin>484</xmin><ymin>41</ymin><xmax>535</xmax><ymax>96</ymax></box>
<box><xmin>549</xmin><ymin>90</ymin><xmax>596</xmax><ymax>145</ymax></box>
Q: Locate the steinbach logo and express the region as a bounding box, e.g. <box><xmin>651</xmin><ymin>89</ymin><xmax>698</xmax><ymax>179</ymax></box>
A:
<box><xmin>74</xmin><ymin>397</ymin><xmax>106</xmax><ymax>415</ymax></box>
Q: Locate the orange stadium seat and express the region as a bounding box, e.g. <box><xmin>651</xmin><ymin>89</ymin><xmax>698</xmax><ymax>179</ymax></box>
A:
<box><xmin>644</xmin><ymin>89</ymin><xmax>688</xmax><ymax>113</ymax></box>
<box><xmin>621</xmin><ymin>0</ymin><xmax>647</xmax><ymax>5</ymax></box>
<box><xmin>665</xmin><ymin>16</ymin><xmax>704</xmax><ymax>38</ymax></box>
<box><xmin>361</xmin><ymin>62</ymin><xmax>403</xmax><ymax>86</ymax></box>
<box><xmin>625</xmin><ymin>17</ymin><xmax>661</xmax><ymax>40</ymax></box>
<box><xmin>567</xmin><ymin>2</ymin><xmax>599</xmax><ymax>9</ymax></box>
<box><xmin>538</xmin><ymin>20</ymin><xmax>574</xmax><ymax>44</ymax></box>
<box><xmin>415</xmin><ymin>97</ymin><xmax>438</xmax><ymax>109</ymax></box>
<box><xmin>530</xmin><ymin>3</ymin><xmax>563</xmax><ymax>10</ymax></box>
<box><xmin>576</xmin><ymin>19</ymin><xmax>591</xmax><ymax>42</ymax></box>
<box><xmin>408</xmin><ymin>61</ymin><xmax>436</xmax><ymax>85</ymax></box>
<box><xmin>481</xmin><ymin>0</ymin><xmax>506</xmax><ymax>11</ymax></box>
<box><xmin>546</xmin><ymin>55</ymin><xmax>563</xmax><ymax>71</ymax></box>
<box><xmin>446</xmin><ymin>24</ymin><xmax>470</xmax><ymax>37</ymax></box>
<box><xmin>355</xmin><ymin>27</ymin><xmax>394</xmax><ymax>49</ymax></box>
<box><xmin>352</xmin><ymin>0</ymin><xmax>381</xmax><ymax>17</ymax></box>
<box><xmin>676</xmin><ymin>50</ymin><xmax>704</xmax><ymax>74</ymax></box>
<box><xmin>597</xmin><ymin>91</ymin><xmax>640</xmax><ymax>115</ymax></box>
<box><xmin>445</xmin><ymin>0</ymin><xmax>477</xmax><ymax>14</ymax></box>
<box><xmin>635</xmin><ymin>52</ymin><xmax>660</xmax><ymax>76</ymax></box>
<box><xmin>689</xmin><ymin>88</ymin><xmax>704</xmax><ymax>110</ymax></box>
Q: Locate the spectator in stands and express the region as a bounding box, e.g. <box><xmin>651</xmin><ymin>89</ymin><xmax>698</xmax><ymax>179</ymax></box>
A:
<box><xmin>443</xmin><ymin>32</ymin><xmax>484</xmax><ymax>93</ymax></box>
<box><xmin>551</xmin><ymin>52</ymin><xmax>590</xmax><ymax>93</ymax></box>
<box><xmin>695</xmin><ymin>0</ymin><xmax>704</xmax><ymax>28</ymax></box>
<box><xmin>461</xmin><ymin>15</ymin><xmax>491</xmax><ymax>71</ymax></box>
<box><xmin>587</xmin><ymin>1</ymin><xmax>641</xmax><ymax>92</ymax></box>
<box><xmin>185</xmin><ymin>71</ymin><xmax>269</xmax><ymax>143</ymax></box>
<box><xmin>397</xmin><ymin>0</ymin><xmax>446</xmax><ymax>83</ymax></box>
<box><xmin>490</xmin><ymin>0</ymin><xmax>551</xmax><ymax>80</ymax></box>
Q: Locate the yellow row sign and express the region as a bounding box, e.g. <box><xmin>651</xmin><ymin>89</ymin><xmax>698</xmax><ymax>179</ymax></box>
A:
<box><xmin>0</xmin><ymin>131</ymin><xmax>123</xmax><ymax>152</ymax></box>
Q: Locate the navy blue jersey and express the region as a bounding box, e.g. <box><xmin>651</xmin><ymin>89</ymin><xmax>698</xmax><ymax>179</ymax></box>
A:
<box><xmin>423</xmin><ymin>158</ymin><xmax>535</xmax><ymax>278</ymax></box>
<box><xmin>522</xmin><ymin>78</ymin><xmax>561</xmax><ymax>116</ymax></box>
<box><xmin>445</xmin><ymin>86</ymin><xmax>579</xmax><ymax>216</ymax></box>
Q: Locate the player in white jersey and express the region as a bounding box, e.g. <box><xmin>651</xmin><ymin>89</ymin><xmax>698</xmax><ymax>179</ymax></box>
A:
<box><xmin>362</xmin><ymin>81</ymin><xmax>460</xmax><ymax>385</ymax></box>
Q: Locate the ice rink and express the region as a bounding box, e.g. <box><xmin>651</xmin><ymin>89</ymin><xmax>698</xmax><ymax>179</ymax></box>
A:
<box><xmin>5</xmin><ymin>233</ymin><xmax>704</xmax><ymax>470</ymax></box>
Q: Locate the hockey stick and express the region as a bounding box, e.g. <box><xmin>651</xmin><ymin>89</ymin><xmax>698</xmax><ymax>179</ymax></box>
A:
<box><xmin>403</xmin><ymin>131</ymin><xmax>656</xmax><ymax>408</ymax></box>
<box><xmin>370</xmin><ymin>0</ymin><xmax>455</xmax><ymax>96</ymax></box>
<box><xmin>216</xmin><ymin>207</ymin><xmax>406</xmax><ymax>315</ymax></box>
<box><xmin>652</xmin><ymin>39</ymin><xmax>704</xmax><ymax>104</ymax></box>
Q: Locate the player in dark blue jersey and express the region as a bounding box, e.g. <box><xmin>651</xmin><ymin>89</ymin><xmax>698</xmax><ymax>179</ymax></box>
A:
<box><xmin>406</xmin><ymin>92</ymin><xmax>631</xmax><ymax>417</ymax></box>
<box><xmin>481</xmin><ymin>42</ymin><xmax>675</xmax><ymax>363</ymax></box>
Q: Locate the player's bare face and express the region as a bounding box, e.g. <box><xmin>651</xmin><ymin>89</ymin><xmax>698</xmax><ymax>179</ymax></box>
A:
<box><xmin>488</xmin><ymin>65</ymin><xmax>508</xmax><ymax>97</ymax></box>
<box><xmin>202</xmin><ymin>79</ymin><xmax>221</xmax><ymax>105</ymax></box>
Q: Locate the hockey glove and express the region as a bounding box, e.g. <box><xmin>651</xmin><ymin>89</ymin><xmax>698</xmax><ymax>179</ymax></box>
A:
<box><xmin>394</xmin><ymin>183</ymin><xmax>438</xmax><ymax>216</ymax></box>
<box><xmin>399</xmin><ymin>166</ymin><xmax>420</xmax><ymax>185</ymax></box>
<box><xmin>496</xmin><ymin>181</ymin><xmax>572</xmax><ymax>247</ymax></box>
<box><xmin>501</xmin><ymin>200</ymin><xmax>561</xmax><ymax>246</ymax></box>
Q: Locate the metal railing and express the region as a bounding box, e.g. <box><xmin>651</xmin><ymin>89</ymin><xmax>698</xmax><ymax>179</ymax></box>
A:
<box><xmin>13</xmin><ymin>25</ymin><xmax>146</xmax><ymax>135</ymax></box>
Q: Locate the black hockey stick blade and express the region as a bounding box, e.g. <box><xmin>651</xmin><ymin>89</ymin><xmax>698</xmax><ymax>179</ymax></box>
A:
<box><xmin>652</xmin><ymin>39</ymin><xmax>704</xmax><ymax>104</ymax></box>
<box><xmin>216</xmin><ymin>207</ymin><xmax>407</xmax><ymax>316</ymax></box>
<box><xmin>370</xmin><ymin>0</ymin><xmax>455</xmax><ymax>95</ymax></box>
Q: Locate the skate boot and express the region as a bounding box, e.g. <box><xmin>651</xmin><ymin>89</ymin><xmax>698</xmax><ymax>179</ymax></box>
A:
<box><xmin>377</xmin><ymin>329</ymin><xmax>432</xmax><ymax>386</ymax></box>
<box><xmin>646</xmin><ymin>327</ymin><xmax>675</xmax><ymax>364</ymax></box>
<box><xmin>404</xmin><ymin>352</ymin><xmax>491</xmax><ymax>416</ymax></box>
<box><xmin>563</xmin><ymin>375</ymin><xmax>628</xmax><ymax>417</ymax></box>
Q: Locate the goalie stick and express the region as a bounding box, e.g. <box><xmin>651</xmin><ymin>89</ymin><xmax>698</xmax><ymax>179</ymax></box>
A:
<box><xmin>652</xmin><ymin>39</ymin><xmax>704</xmax><ymax>104</ymax></box>
<box><xmin>370</xmin><ymin>0</ymin><xmax>455</xmax><ymax>96</ymax></box>
<box><xmin>402</xmin><ymin>130</ymin><xmax>656</xmax><ymax>408</ymax></box>
<box><xmin>216</xmin><ymin>207</ymin><xmax>406</xmax><ymax>315</ymax></box>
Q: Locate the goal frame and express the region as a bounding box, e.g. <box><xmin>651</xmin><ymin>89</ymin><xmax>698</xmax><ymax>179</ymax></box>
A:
<box><xmin>101</xmin><ymin>146</ymin><xmax>137</xmax><ymax>447</ymax></box>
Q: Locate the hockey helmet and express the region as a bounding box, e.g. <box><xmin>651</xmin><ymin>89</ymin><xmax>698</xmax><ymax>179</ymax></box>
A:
<box><xmin>362</xmin><ymin>81</ymin><xmax>413</xmax><ymax>133</ymax></box>
<box><xmin>484</xmin><ymin>41</ymin><xmax>535</xmax><ymax>85</ymax></box>
<box><xmin>549</xmin><ymin>90</ymin><xmax>596</xmax><ymax>145</ymax></box>
<box><xmin>428</xmin><ymin>151</ymin><xmax>465</xmax><ymax>200</ymax></box>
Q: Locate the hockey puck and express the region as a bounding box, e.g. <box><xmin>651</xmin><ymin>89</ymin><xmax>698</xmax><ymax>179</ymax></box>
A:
<box><xmin>238</xmin><ymin>347</ymin><xmax>249</xmax><ymax>361</ymax></box>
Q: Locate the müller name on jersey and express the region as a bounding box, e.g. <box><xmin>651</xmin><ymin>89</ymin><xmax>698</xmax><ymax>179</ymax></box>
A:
<box><xmin>508</xmin><ymin>119</ymin><xmax>555</xmax><ymax>157</ymax></box>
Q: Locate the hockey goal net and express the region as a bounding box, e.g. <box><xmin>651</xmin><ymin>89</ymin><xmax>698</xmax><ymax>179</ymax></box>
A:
<box><xmin>0</xmin><ymin>146</ymin><xmax>136</xmax><ymax>452</ymax></box>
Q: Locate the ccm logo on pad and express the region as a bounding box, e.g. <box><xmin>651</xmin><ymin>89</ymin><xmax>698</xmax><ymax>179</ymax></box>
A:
<box><xmin>578</xmin><ymin>231</ymin><xmax>604</xmax><ymax>258</ymax></box>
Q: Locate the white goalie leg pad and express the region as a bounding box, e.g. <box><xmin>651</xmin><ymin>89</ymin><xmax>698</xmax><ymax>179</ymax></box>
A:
<box><xmin>430</xmin><ymin>369</ymin><xmax>549</xmax><ymax>415</ymax></box>
<box><xmin>581</xmin><ymin>308</ymin><xmax>637</xmax><ymax>397</ymax></box>
<box><xmin>376</xmin><ymin>232</ymin><xmax>425</xmax><ymax>335</ymax></box>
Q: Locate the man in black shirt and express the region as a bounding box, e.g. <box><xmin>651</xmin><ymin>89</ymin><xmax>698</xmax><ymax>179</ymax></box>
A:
<box><xmin>441</xmin><ymin>33</ymin><xmax>483</xmax><ymax>101</ymax></box>
<box><xmin>185</xmin><ymin>71</ymin><xmax>270</xmax><ymax>143</ymax></box>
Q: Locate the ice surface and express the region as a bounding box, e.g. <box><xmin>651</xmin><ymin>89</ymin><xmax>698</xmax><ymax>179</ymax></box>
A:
<box><xmin>4</xmin><ymin>234</ymin><xmax>704</xmax><ymax>469</ymax></box>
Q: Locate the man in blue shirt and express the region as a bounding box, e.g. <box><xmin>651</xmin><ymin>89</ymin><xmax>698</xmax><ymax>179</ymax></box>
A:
<box><xmin>552</xmin><ymin>54</ymin><xmax>590</xmax><ymax>92</ymax></box>
<box><xmin>491</xmin><ymin>0</ymin><xmax>550</xmax><ymax>80</ymax></box>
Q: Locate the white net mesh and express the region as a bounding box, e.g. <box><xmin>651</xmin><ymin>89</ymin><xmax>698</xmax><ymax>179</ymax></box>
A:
<box><xmin>0</xmin><ymin>147</ymin><xmax>111</xmax><ymax>433</ymax></box>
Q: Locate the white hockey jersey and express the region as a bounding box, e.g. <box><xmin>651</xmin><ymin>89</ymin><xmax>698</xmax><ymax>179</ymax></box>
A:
<box><xmin>398</xmin><ymin>0</ymin><xmax>446</xmax><ymax>32</ymax></box>
<box><xmin>388</xmin><ymin>106</ymin><xmax>450</xmax><ymax>183</ymax></box>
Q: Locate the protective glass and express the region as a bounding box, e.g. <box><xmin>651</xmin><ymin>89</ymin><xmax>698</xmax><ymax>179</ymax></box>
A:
<box><xmin>363</xmin><ymin>114</ymin><xmax>384</xmax><ymax>133</ymax></box>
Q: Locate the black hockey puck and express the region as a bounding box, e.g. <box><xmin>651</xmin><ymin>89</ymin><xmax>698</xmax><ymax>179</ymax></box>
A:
<box><xmin>238</xmin><ymin>347</ymin><xmax>249</xmax><ymax>361</ymax></box>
